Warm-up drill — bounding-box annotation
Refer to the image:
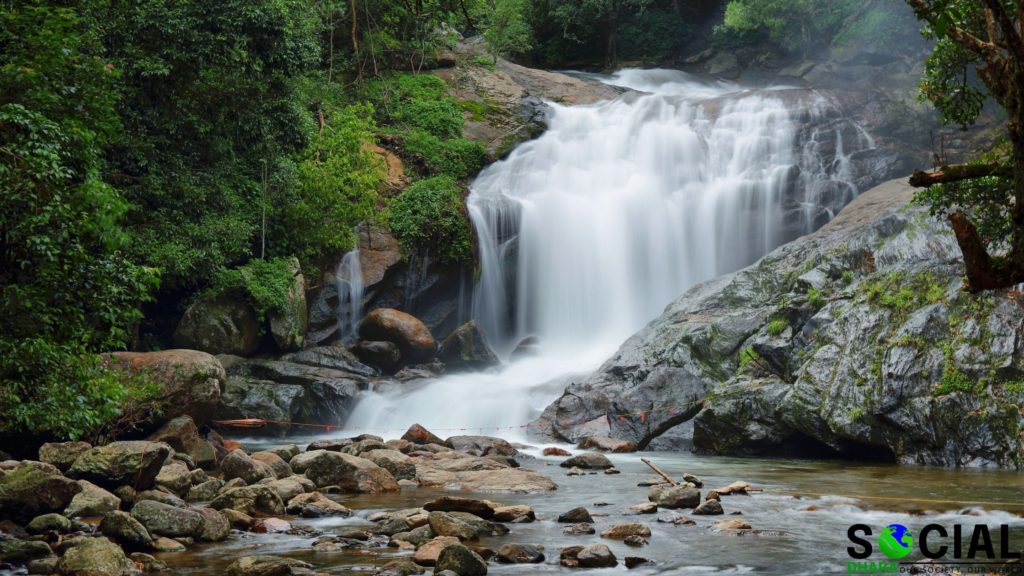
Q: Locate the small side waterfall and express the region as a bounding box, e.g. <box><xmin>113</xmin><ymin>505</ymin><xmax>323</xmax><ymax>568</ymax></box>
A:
<box><xmin>336</xmin><ymin>249</ymin><xmax>364</xmax><ymax>342</ymax></box>
<box><xmin>345</xmin><ymin>69</ymin><xmax>879</xmax><ymax>436</ymax></box>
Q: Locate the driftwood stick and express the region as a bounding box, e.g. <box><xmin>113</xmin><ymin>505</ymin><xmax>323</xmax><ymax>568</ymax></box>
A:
<box><xmin>640</xmin><ymin>457</ymin><xmax>677</xmax><ymax>486</ymax></box>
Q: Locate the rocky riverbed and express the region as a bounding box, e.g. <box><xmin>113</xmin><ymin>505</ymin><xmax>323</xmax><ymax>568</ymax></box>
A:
<box><xmin>2</xmin><ymin>423</ymin><xmax>1022</xmax><ymax>576</ymax></box>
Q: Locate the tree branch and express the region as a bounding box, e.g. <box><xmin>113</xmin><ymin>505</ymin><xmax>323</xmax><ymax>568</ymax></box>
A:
<box><xmin>981</xmin><ymin>0</ymin><xmax>1024</xmax><ymax>57</ymax></box>
<box><xmin>906</xmin><ymin>0</ymin><xmax>1003</xmax><ymax>61</ymax></box>
<box><xmin>909</xmin><ymin>163</ymin><xmax>1013</xmax><ymax>187</ymax></box>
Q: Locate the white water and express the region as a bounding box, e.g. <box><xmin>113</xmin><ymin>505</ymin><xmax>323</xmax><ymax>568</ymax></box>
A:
<box><xmin>346</xmin><ymin>69</ymin><xmax>876</xmax><ymax>437</ymax></box>
<box><xmin>335</xmin><ymin>249</ymin><xmax>364</xmax><ymax>342</ymax></box>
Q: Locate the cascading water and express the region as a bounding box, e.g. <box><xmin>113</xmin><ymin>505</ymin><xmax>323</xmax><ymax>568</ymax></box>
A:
<box><xmin>335</xmin><ymin>249</ymin><xmax>364</xmax><ymax>342</ymax></box>
<box><xmin>345</xmin><ymin>69</ymin><xmax>877</xmax><ymax>436</ymax></box>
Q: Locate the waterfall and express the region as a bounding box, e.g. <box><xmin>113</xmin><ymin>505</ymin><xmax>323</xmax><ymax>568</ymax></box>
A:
<box><xmin>344</xmin><ymin>69</ymin><xmax>877</xmax><ymax>437</ymax></box>
<box><xmin>336</xmin><ymin>249</ymin><xmax>364</xmax><ymax>342</ymax></box>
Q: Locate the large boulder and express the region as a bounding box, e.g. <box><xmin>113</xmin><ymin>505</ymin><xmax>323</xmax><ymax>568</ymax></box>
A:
<box><xmin>215</xmin><ymin>358</ymin><xmax>365</xmax><ymax>436</ymax></box>
<box><xmin>103</xmin><ymin>349</ymin><xmax>225</xmax><ymax>427</ymax></box>
<box><xmin>402</xmin><ymin>423</ymin><xmax>447</xmax><ymax>446</ymax></box>
<box><xmin>359</xmin><ymin>308</ymin><xmax>436</xmax><ymax>363</ymax></box>
<box><xmin>64</xmin><ymin>480</ymin><xmax>121</xmax><ymax>518</ymax></box>
<box><xmin>67</xmin><ymin>441</ymin><xmax>172</xmax><ymax>490</ymax></box>
<box><xmin>0</xmin><ymin>463</ymin><xmax>82</xmax><ymax>523</ymax></box>
<box><xmin>147</xmin><ymin>416</ymin><xmax>218</xmax><ymax>470</ymax></box>
<box><xmin>534</xmin><ymin>179</ymin><xmax>1024</xmax><ymax>468</ymax></box>
<box><xmin>302</xmin><ymin>450</ymin><xmax>399</xmax><ymax>493</ymax></box>
<box><xmin>173</xmin><ymin>292</ymin><xmax>261</xmax><ymax>356</ymax></box>
<box><xmin>351</xmin><ymin>340</ymin><xmax>402</xmax><ymax>373</ymax></box>
<box><xmin>362</xmin><ymin>449</ymin><xmax>416</xmax><ymax>480</ymax></box>
<box><xmin>55</xmin><ymin>537</ymin><xmax>135</xmax><ymax>576</ymax></box>
<box><xmin>268</xmin><ymin>258</ymin><xmax>308</xmax><ymax>352</ymax></box>
<box><xmin>446</xmin><ymin>436</ymin><xmax>517</xmax><ymax>457</ymax></box>
<box><xmin>437</xmin><ymin>321</ymin><xmax>500</xmax><ymax>372</ymax></box>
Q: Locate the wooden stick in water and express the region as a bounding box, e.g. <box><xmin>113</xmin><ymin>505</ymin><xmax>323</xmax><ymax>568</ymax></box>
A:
<box><xmin>640</xmin><ymin>457</ymin><xmax>677</xmax><ymax>486</ymax></box>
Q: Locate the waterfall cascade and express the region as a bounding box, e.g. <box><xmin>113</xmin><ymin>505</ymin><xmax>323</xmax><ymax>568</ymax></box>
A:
<box><xmin>346</xmin><ymin>69</ymin><xmax>878</xmax><ymax>436</ymax></box>
<box><xmin>336</xmin><ymin>249</ymin><xmax>364</xmax><ymax>342</ymax></box>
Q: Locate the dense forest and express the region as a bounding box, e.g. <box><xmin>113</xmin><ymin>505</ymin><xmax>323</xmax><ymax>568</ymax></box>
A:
<box><xmin>1</xmin><ymin>0</ymin><xmax>1021</xmax><ymax>444</ymax></box>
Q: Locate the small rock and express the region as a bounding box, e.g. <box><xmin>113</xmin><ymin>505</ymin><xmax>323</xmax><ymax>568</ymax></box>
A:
<box><xmin>495</xmin><ymin>543</ymin><xmax>544</xmax><ymax>564</ymax></box>
<box><xmin>221</xmin><ymin>508</ymin><xmax>254</xmax><ymax>530</ymax></box>
<box><xmin>559</xmin><ymin>546</ymin><xmax>583</xmax><ymax>568</ymax></box>
<box><xmin>559</xmin><ymin>452</ymin><xmax>613</xmax><ymax>470</ymax></box>
<box><xmin>557</xmin><ymin>507</ymin><xmax>593</xmax><ymax>523</ymax></box>
<box><xmin>412</xmin><ymin>536</ymin><xmax>459</xmax><ymax>566</ymax></box>
<box><xmin>711</xmin><ymin>481</ymin><xmax>751</xmax><ymax>495</ymax></box>
<box><xmin>627</xmin><ymin>502</ymin><xmax>658</xmax><ymax>515</ymax></box>
<box><xmin>566</xmin><ymin>467</ymin><xmax>585</xmax><ymax>476</ymax></box>
<box><xmin>38</xmin><ymin>442</ymin><xmax>92</xmax><ymax>472</ymax></box>
<box><xmin>55</xmin><ymin>537</ymin><xmax>135</xmax><ymax>576</ymax></box>
<box><xmin>435</xmin><ymin>543</ymin><xmax>488</xmax><ymax>576</ymax></box>
<box><xmin>150</xmin><ymin>536</ymin><xmax>186</xmax><ymax>552</ymax></box>
<box><xmin>223</xmin><ymin>555</ymin><xmax>313</xmax><ymax>576</ymax></box>
<box><xmin>128</xmin><ymin>552</ymin><xmax>166</xmax><ymax>573</ymax></box>
<box><xmin>305</xmin><ymin>439</ymin><xmax>352</xmax><ymax>452</ymax></box>
<box><xmin>134</xmin><ymin>490</ymin><xmax>187</xmax><ymax>508</ymax></box>
<box><xmin>100</xmin><ymin>511</ymin><xmax>153</xmax><ymax>550</ymax></box>
<box><xmin>577</xmin><ymin>436</ymin><xmax>636</xmax><ymax>453</ymax></box>
<box><xmin>683</xmin><ymin>473</ymin><xmax>703</xmax><ymax>487</ymax></box>
<box><xmin>64</xmin><ymin>480</ymin><xmax>121</xmax><ymax>518</ymax></box>
<box><xmin>131</xmin><ymin>499</ymin><xmax>202</xmax><ymax>538</ymax></box>
<box><xmin>187</xmin><ymin>479</ymin><xmax>224</xmax><ymax>502</ymax></box>
<box><xmin>605</xmin><ymin>467</ymin><xmax>620</xmax><ymax>475</ymax></box>
<box><xmin>221</xmin><ymin>450</ymin><xmax>274</xmax><ymax>485</ymax></box>
<box><xmin>624</xmin><ymin>535</ymin><xmax>647</xmax><ymax>547</ymax></box>
<box><xmin>155</xmin><ymin>461</ymin><xmax>192</xmax><ymax>497</ymax></box>
<box><xmin>209</xmin><ymin>485</ymin><xmax>285</xmax><ymax>516</ymax></box>
<box><xmin>401</xmin><ymin>423</ymin><xmax>447</xmax><ymax>446</ymax></box>
<box><xmin>706</xmin><ymin>490</ymin><xmax>721</xmax><ymax>501</ymax></box>
<box><xmin>253</xmin><ymin>517</ymin><xmax>292</xmax><ymax>533</ymax></box>
<box><xmin>655</xmin><ymin>485</ymin><xmax>701</xmax><ymax>509</ymax></box>
<box><xmin>562</xmin><ymin>522</ymin><xmax>595</xmax><ymax>535</ymax></box>
<box><xmin>625</xmin><ymin>556</ymin><xmax>654</xmax><ymax>569</ymax></box>
<box><xmin>601</xmin><ymin>523</ymin><xmax>651</xmax><ymax>540</ymax></box>
<box><xmin>286</xmin><ymin>492</ymin><xmax>351</xmax><ymax>517</ymax></box>
<box><xmin>27</xmin><ymin>556</ymin><xmax>60</xmax><ymax>574</ymax></box>
<box><xmin>492</xmin><ymin>505</ymin><xmax>535</xmax><ymax>522</ymax></box>
<box><xmin>577</xmin><ymin>543</ymin><xmax>617</xmax><ymax>568</ymax></box>
<box><xmin>194</xmin><ymin>507</ymin><xmax>230</xmax><ymax>542</ymax></box>
<box><xmin>251</xmin><ymin>451</ymin><xmax>292</xmax><ymax>479</ymax></box>
<box><xmin>657</xmin><ymin>514</ymin><xmax>696</xmax><ymax>526</ymax></box>
<box><xmin>693</xmin><ymin>499</ymin><xmax>724</xmax><ymax>515</ymax></box>
<box><xmin>542</xmin><ymin>447</ymin><xmax>570</xmax><ymax>457</ymax></box>
<box><xmin>0</xmin><ymin>538</ymin><xmax>54</xmax><ymax>563</ymax></box>
<box><xmin>714</xmin><ymin>519</ymin><xmax>752</xmax><ymax>531</ymax></box>
<box><xmin>27</xmin><ymin>513</ymin><xmax>72</xmax><ymax>534</ymax></box>
<box><xmin>378</xmin><ymin>558</ymin><xmax>425</xmax><ymax>575</ymax></box>
<box><xmin>423</xmin><ymin>496</ymin><xmax>496</xmax><ymax>519</ymax></box>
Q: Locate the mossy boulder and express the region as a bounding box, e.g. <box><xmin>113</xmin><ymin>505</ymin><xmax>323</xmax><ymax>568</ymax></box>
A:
<box><xmin>55</xmin><ymin>537</ymin><xmax>135</xmax><ymax>576</ymax></box>
<box><xmin>67</xmin><ymin>441</ymin><xmax>172</xmax><ymax>490</ymax></box>
<box><xmin>173</xmin><ymin>292</ymin><xmax>261</xmax><ymax>356</ymax></box>
<box><xmin>0</xmin><ymin>464</ymin><xmax>82</xmax><ymax>523</ymax></box>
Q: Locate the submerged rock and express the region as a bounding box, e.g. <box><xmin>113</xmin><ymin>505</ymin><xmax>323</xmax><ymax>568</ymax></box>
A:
<box><xmin>559</xmin><ymin>452</ymin><xmax>613</xmax><ymax>470</ymax></box>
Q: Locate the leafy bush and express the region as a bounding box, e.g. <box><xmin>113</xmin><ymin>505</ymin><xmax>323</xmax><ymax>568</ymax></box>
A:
<box><xmin>212</xmin><ymin>258</ymin><xmax>299</xmax><ymax>318</ymax></box>
<box><xmin>389</xmin><ymin>176</ymin><xmax>472</xmax><ymax>265</ymax></box>
<box><xmin>807</xmin><ymin>287</ymin><xmax>824</xmax><ymax>308</ymax></box>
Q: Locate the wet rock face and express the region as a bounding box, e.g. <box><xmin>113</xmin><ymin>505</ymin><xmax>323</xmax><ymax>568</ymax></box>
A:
<box><xmin>359</xmin><ymin>308</ymin><xmax>437</xmax><ymax>363</ymax></box>
<box><xmin>536</xmin><ymin>178</ymin><xmax>1024</xmax><ymax>468</ymax></box>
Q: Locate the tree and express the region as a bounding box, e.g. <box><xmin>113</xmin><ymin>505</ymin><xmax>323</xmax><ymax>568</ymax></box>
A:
<box><xmin>484</xmin><ymin>0</ymin><xmax>534</xmax><ymax>61</ymax></box>
<box><xmin>0</xmin><ymin>2</ymin><xmax>157</xmax><ymax>440</ymax></box>
<box><xmin>905</xmin><ymin>0</ymin><xmax>1024</xmax><ymax>291</ymax></box>
<box><xmin>547</xmin><ymin>0</ymin><xmax>653</xmax><ymax>64</ymax></box>
<box><xmin>719</xmin><ymin>0</ymin><xmax>859</xmax><ymax>54</ymax></box>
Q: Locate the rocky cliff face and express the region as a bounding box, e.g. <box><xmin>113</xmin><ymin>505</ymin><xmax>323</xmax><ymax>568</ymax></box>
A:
<box><xmin>536</xmin><ymin>178</ymin><xmax>1024</xmax><ymax>468</ymax></box>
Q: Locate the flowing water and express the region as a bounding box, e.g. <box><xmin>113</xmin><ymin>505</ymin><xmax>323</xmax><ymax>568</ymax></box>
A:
<box><xmin>160</xmin><ymin>448</ymin><xmax>1024</xmax><ymax>575</ymax></box>
<box><xmin>347</xmin><ymin>69</ymin><xmax>877</xmax><ymax>434</ymax></box>
<box><xmin>336</xmin><ymin>249</ymin><xmax>364</xmax><ymax>342</ymax></box>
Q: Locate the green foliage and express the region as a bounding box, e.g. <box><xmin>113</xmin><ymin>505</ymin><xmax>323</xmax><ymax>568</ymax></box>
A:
<box><xmin>806</xmin><ymin>287</ymin><xmax>824</xmax><ymax>308</ymax></box>
<box><xmin>738</xmin><ymin>346</ymin><xmax>760</xmax><ymax>371</ymax></box>
<box><xmin>484</xmin><ymin>0</ymin><xmax>534</xmax><ymax>60</ymax></box>
<box><xmin>0</xmin><ymin>2</ymin><xmax>158</xmax><ymax>440</ymax></box>
<box><xmin>860</xmin><ymin>271</ymin><xmax>947</xmax><ymax>317</ymax></box>
<box><xmin>766</xmin><ymin>318</ymin><xmax>787</xmax><ymax>336</ymax></box>
<box><xmin>1004</xmin><ymin>379</ymin><xmax>1024</xmax><ymax>395</ymax></box>
<box><xmin>390</xmin><ymin>176</ymin><xmax>473</xmax><ymax>265</ymax></box>
<box><xmin>842</xmin><ymin>270</ymin><xmax>854</xmax><ymax>284</ymax></box>
<box><xmin>403</xmin><ymin>130</ymin><xmax>487</xmax><ymax>180</ymax></box>
<box><xmin>271</xmin><ymin>103</ymin><xmax>382</xmax><ymax>267</ymax></box>
<box><xmin>719</xmin><ymin>0</ymin><xmax>859</xmax><ymax>53</ymax></box>
<box><xmin>933</xmin><ymin>365</ymin><xmax>977</xmax><ymax>396</ymax></box>
<box><xmin>212</xmin><ymin>258</ymin><xmax>299</xmax><ymax>318</ymax></box>
<box><xmin>103</xmin><ymin>0</ymin><xmax>320</xmax><ymax>289</ymax></box>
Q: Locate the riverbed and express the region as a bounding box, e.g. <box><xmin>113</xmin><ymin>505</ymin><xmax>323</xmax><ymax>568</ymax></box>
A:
<box><xmin>158</xmin><ymin>443</ymin><xmax>1024</xmax><ymax>575</ymax></box>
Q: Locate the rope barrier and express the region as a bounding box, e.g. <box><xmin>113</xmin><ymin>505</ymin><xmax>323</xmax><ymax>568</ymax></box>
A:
<box><xmin>211</xmin><ymin>396</ymin><xmax>708</xmax><ymax>434</ymax></box>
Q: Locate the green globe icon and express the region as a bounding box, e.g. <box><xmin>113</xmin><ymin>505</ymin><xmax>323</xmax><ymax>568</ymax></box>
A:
<box><xmin>878</xmin><ymin>524</ymin><xmax>914</xmax><ymax>559</ymax></box>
